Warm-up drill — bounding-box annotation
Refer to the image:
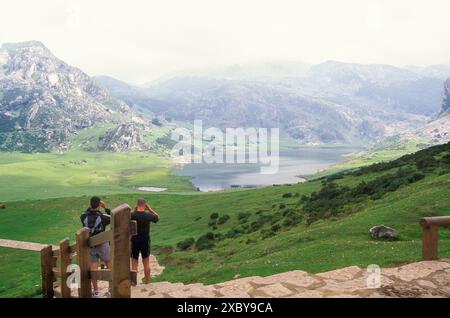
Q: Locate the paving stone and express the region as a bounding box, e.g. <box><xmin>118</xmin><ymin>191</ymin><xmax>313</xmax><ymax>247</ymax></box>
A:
<box><xmin>416</xmin><ymin>279</ymin><xmax>437</xmax><ymax>289</ymax></box>
<box><xmin>252</xmin><ymin>283</ymin><xmax>295</xmax><ymax>297</ymax></box>
<box><xmin>251</xmin><ymin>270</ymin><xmax>319</xmax><ymax>288</ymax></box>
<box><xmin>382</xmin><ymin>261</ymin><xmax>450</xmax><ymax>282</ymax></box>
<box><xmin>214</xmin><ymin>276</ymin><xmax>262</xmax><ymax>288</ymax></box>
<box><xmin>316</xmin><ymin>266</ymin><xmax>362</xmax><ymax>281</ymax></box>
<box><xmin>215</xmin><ymin>283</ymin><xmax>254</xmax><ymax>297</ymax></box>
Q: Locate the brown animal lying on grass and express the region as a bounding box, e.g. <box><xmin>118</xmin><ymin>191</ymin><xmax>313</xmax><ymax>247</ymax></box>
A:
<box><xmin>0</xmin><ymin>203</ymin><xmax>5</xmax><ymax>209</ymax></box>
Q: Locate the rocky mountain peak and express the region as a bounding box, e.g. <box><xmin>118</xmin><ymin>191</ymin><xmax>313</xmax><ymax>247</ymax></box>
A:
<box><xmin>0</xmin><ymin>41</ymin><xmax>141</xmax><ymax>152</ymax></box>
<box><xmin>442</xmin><ymin>78</ymin><xmax>450</xmax><ymax>114</ymax></box>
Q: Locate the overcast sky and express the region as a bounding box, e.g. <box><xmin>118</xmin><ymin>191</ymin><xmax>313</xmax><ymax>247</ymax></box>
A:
<box><xmin>1</xmin><ymin>0</ymin><xmax>450</xmax><ymax>84</ymax></box>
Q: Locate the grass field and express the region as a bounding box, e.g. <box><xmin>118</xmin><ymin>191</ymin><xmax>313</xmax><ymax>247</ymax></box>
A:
<box><xmin>0</xmin><ymin>143</ymin><xmax>449</xmax><ymax>297</ymax></box>
<box><xmin>0</xmin><ymin>150</ymin><xmax>195</xmax><ymax>202</ymax></box>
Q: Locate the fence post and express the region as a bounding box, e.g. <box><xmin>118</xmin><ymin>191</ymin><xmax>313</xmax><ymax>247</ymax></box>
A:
<box><xmin>422</xmin><ymin>225</ymin><xmax>439</xmax><ymax>260</ymax></box>
<box><xmin>76</xmin><ymin>227</ymin><xmax>91</xmax><ymax>298</ymax></box>
<box><xmin>40</xmin><ymin>245</ymin><xmax>54</xmax><ymax>298</ymax></box>
<box><xmin>59</xmin><ymin>238</ymin><xmax>71</xmax><ymax>298</ymax></box>
<box><xmin>110</xmin><ymin>204</ymin><xmax>132</xmax><ymax>298</ymax></box>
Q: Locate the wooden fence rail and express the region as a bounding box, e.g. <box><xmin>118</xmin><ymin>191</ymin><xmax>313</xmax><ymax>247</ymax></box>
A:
<box><xmin>420</xmin><ymin>216</ymin><xmax>450</xmax><ymax>261</ymax></box>
<box><xmin>40</xmin><ymin>203</ymin><xmax>137</xmax><ymax>298</ymax></box>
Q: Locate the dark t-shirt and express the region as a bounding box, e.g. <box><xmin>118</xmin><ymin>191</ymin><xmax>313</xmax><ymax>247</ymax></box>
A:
<box><xmin>131</xmin><ymin>210</ymin><xmax>159</xmax><ymax>239</ymax></box>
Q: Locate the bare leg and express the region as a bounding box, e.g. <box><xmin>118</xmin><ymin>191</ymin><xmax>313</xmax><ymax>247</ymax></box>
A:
<box><xmin>142</xmin><ymin>257</ymin><xmax>151</xmax><ymax>284</ymax></box>
<box><xmin>131</xmin><ymin>257</ymin><xmax>139</xmax><ymax>285</ymax></box>
<box><xmin>90</xmin><ymin>262</ymin><xmax>99</xmax><ymax>291</ymax></box>
<box><xmin>131</xmin><ymin>257</ymin><xmax>139</xmax><ymax>271</ymax></box>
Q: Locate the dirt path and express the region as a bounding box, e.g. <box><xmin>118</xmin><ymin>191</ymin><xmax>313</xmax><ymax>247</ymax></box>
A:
<box><xmin>0</xmin><ymin>239</ymin><xmax>56</xmax><ymax>251</ymax></box>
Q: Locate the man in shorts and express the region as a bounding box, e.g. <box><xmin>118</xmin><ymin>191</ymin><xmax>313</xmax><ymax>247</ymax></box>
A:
<box><xmin>80</xmin><ymin>196</ymin><xmax>111</xmax><ymax>297</ymax></box>
<box><xmin>131</xmin><ymin>199</ymin><xmax>160</xmax><ymax>284</ymax></box>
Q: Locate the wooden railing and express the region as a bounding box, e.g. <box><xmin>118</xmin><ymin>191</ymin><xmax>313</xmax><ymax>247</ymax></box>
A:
<box><xmin>40</xmin><ymin>204</ymin><xmax>137</xmax><ymax>298</ymax></box>
<box><xmin>420</xmin><ymin>216</ymin><xmax>450</xmax><ymax>261</ymax></box>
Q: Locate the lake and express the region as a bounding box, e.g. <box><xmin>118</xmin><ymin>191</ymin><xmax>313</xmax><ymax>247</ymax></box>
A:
<box><xmin>173</xmin><ymin>147</ymin><xmax>360</xmax><ymax>192</ymax></box>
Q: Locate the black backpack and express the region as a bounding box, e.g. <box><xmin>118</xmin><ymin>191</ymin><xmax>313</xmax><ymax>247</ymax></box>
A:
<box><xmin>83</xmin><ymin>212</ymin><xmax>104</xmax><ymax>237</ymax></box>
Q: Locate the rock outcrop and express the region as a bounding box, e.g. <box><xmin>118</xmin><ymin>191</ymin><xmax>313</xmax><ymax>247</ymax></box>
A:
<box><xmin>369</xmin><ymin>225</ymin><xmax>399</xmax><ymax>240</ymax></box>
<box><xmin>442</xmin><ymin>78</ymin><xmax>450</xmax><ymax>115</ymax></box>
<box><xmin>97</xmin><ymin>124</ymin><xmax>149</xmax><ymax>152</ymax></box>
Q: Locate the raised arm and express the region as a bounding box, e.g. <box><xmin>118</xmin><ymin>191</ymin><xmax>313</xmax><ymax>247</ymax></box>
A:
<box><xmin>145</xmin><ymin>203</ymin><xmax>160</xmax><ymax>222</ymax></box>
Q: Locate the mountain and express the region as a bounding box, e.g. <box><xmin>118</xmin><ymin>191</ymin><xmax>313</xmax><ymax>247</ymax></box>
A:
<box><xmin>93</xmin><ymin>75</ymin><xmax>171</xmax><ymax>118</ymax></box>
<box><xmin>406</xmin><ymin>63</ymin><xmax>450</xmax><ymax>80</ymax></box>
<box><xmin>145</xmin><ymin>61</ymin><xmax>311</xmax><ymax>84</ymax></box>
<box><xmin>0</xmin><ymin>41</ymin><xmax>154</xmax><ymax>152</ymax></box>
<box><xmin>126</xmin><ymin>61</ymin><xmax>443</xmax><ymax>145</ymax></box>
<box><xmin>370</xmin><ymin>78</ymin><xmax>450</xmax><ymax>153</ymax></box>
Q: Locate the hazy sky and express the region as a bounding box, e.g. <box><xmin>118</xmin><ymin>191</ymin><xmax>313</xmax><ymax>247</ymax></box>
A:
<box><xmin>1</xmin><ymin>0</ymin><xmax>450</xmax><ymax>84</ymax></box>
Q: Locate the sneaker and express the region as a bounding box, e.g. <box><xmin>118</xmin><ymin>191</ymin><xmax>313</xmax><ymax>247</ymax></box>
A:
<box><xmin>92</xmin><ymin>290</ymin><xmax>101</xmax><ymax>298</ymax></box>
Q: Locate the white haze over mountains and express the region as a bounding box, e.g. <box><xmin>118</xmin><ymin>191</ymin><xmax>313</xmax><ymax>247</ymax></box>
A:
<box><xmin>1</xmin><ymin>0</ymin><xmax>450</xmax><ymax>84</ymax></box>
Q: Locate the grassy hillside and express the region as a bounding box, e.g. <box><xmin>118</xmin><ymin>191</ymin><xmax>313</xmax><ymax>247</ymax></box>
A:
<box><xmin>0</xmin><ymin>143</ymin><xmax>449</xmax><ymax>297</ymax></box>
<box><xmin>0</xmin><ymin>150</ymin><xmax>194</xmax><ymax>202</ymax></box>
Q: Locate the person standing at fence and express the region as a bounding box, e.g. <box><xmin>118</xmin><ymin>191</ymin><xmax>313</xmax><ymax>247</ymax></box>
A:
<box><xmin>131</xmin><ymin>198</ymin><xmax>160</xmax><ymax>284</ymax></box>
<box><xmin>80</xmin><ymin>196</ymin><xmax>111</xmax><ymax>298</ymax></box>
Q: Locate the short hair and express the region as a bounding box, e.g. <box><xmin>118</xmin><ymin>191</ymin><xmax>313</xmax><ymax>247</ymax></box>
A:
<box><xmin>137</xmin><ymin>199</ymin><xmax>147</xmax><ymax>206</ymax></box>
<box><xmin>90</xmin><ymin>196</ymin><xmax>101</xmax><ymax>209</ymax></box>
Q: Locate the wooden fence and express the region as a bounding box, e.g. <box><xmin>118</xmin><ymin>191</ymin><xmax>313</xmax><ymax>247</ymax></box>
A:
<box><xmin>40</xmin><ymin>204</ymin><xmax>137</xmax><ymax>298</ymax></box>
<box><xmin>420</xmin><ymin>216</ymin><xmax>450</xmax><ymax>261</ymax></box>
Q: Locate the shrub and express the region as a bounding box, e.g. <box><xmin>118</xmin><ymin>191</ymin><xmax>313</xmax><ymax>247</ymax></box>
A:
<box><xmin>208</xmin><ymin>220</ymin><xmax>217</xmax><ymax>227</ymax></box>
<box><xmin>282</xmin><ymin>193</ymin><xmax>293</xmax><ymax>198</ymax></box>
<box><xmin>283</xmin><ymin>215</ymin><xmax>302</xmax><ymax>227</ymax></box>
<box><xmin>177</xmin><ymin>238</ymin><xmax>195</xmax><ymax>251</ymax></box>
<box><xmin>261</xmin><ymin>228</ymin><xmax>276</xmax><ymax>239</ymax></box>
<box><xmin>279</xmin><ymin>203</ymin><xmax>286</xmax><ymax>209</ymax></box>
<box><xmin>442</xmin><ymin>154</ymin><xmax>450</xmax><ymax>164</ymax></box>
<box><xmin>210</xmin><ymin>212</ymin><xmax>219</xmax><ymax>220</ymax></box>
<box><xmin>249</xmin><ymin>220</ymin><xmax>265</xmax><ymax>232</ymax></box>
<box><xmin>407</xmin><ymin>173</ymin><xmax>425</xmax><ymax>183</ymax></box>
<box><xmin>237</xmin><ymin>212</ymin><xmax>251</xmax><ymax>221</ymax></box>
<box><xmin>271</xmin><ymin>224</ymin><xmax>281</xmax><ymax>232</ymax></box>
<box><xmin>226</xmin><ymin>227</ymin><xmax>245</xmax><ymax>238</ymax></box>
<box><xmin>195</xmin><ymin>232</ymin><xmax>215</xmax><ymax>250</ymax></box>
<box><xmin>217</xmin><ymin>215</ymin><xmax>230</xmax><ymax>225</ymax></box>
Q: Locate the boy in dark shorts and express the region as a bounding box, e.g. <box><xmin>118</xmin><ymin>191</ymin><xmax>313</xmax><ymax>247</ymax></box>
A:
<box><xmin>131</xmin><ymin>199</ymin><xmax>160</xmax><ymax>284</ymax></box>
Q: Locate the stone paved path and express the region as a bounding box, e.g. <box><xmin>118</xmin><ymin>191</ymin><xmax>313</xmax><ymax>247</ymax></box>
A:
<box><xmin>131</xmin><ymin>259</ymin><xmax>450</xmax><ymax>298</ymax></box>
<box><xmin>0</xmin><ymin>239</ymin><xmax>56</xmax><ymax>251</ymax></box>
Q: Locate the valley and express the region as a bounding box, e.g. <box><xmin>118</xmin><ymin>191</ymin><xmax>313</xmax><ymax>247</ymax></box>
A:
<box><xmin>0</xmin><ymin>142</ymin><xmax>449</xmax><ymax>297</ymax></box>
<box><xmin>1</xmin><ymin>40</ymin><xmax>450</xmax><ymax>299</ymax></box>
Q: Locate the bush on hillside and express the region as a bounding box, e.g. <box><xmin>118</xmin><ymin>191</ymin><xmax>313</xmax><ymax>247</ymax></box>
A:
<box><xmin>217</xmin><ymin>215</ymin><xmax>230</xmax><ymax>225</ymax></box>
<box><xmin>237</xmin><ymin>212</ymin><xmax>251</xmax><ymax>222</ymax></box>
<box><xmin>177</xmin><ymin>238</ymin><xmax>195</xmax><ymax>251</ymax></box>
<box><xmin>261</xmin><ymin>228</ymin><xmax>276</xmax><ymax>239</ymax></box>
<box><xmin>195</xmin><ymin>232</ymin><xmax>216</xmax><ymax>250</ymax></box>
<box><xmin>210</xmin><ymin>212</ymin><xmax>219</xmax><ymax>220</ymax></box>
